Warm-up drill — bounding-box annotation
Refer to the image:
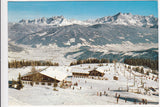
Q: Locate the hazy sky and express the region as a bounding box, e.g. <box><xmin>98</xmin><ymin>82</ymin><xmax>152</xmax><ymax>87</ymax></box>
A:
<box><xmin>8</xmin><ymin>1</ymin><xmax>158</xmax><ymax>22</ymax></box>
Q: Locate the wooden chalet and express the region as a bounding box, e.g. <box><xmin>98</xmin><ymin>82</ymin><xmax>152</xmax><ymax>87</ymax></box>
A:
<box><xmin>89</xmin><ymin>69</ymin><xmax>105</xmax><ymax>77</ymax></box>
<box><xmin>21</xmin><ymin>72</ymin><xmax>60</xmax><ymax>83</ymax></box>
<box><xmin>71</xmin><ymin>67</ymin><xmax>90</xmax><ymax>78</ymax></box>
<box><xmin>71</xmin><ymin>66</ymin><xmax>106</xmax><ymax>77</ymax></box>
<box><xmin>21</xmin><ymin>67</ymin><xmax>67</xmax><ymax>85</ymax></box>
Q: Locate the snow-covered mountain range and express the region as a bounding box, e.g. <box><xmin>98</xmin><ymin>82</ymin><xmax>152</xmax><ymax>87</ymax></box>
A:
<box><xmin>18</xmin><ymin>12</ymin><xmax>158</xmax><ymax>28</ymax></box>
<box><xmin>19</xmin><ymin>16</ymin><xmax>91</xmax><ymax>26</ymax></box>
<box><xmin>8</xmin><ymin>13</ymin><xmax>158</xmax><ymax>63</ymax></box>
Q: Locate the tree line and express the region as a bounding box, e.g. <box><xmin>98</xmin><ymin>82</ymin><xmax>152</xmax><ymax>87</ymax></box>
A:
<box><xmin>70</xmin><ymin>58</ymin><xmax>111</xmax><ymax>66</ymax></box>
<box><xmin>124</xmin><ymin>58</ymin><xmax>158</xmax><ymax>70</ymax></box>
<box><xmin>8</xmin><ymin>60</ymin><xmax>59</xmax><ymax>68</ymax></box>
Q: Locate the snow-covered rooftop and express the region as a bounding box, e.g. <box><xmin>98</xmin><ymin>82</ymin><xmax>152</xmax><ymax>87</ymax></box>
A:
<box><xmin>72</xmin><ymin>68</ymin><xmax>89</xmax><ymax>74</ymax></box>
<box><xmin>40</xmin><ymin>67</ymin><xmax>68</xmax><ymax>81</ymax></box>
<box><xmin>71</xmin><ymin>66</ymin><xmax>95</xmax><ymax>74</ymax></box>
<box><xmin>70</xmin><ymin>65</ymin><xmax>110</xmax><ymax>74</ymax></box>
<box><xmin>96</xmin><ymin>66</ymin><xmax>110</xmax><ymax>73</ymax></box>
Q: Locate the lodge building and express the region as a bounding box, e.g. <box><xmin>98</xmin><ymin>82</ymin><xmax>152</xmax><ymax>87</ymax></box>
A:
<box><xmin>72</xmin><ymin>67</ymin><xmax>105</xmax><ymax>77</ymax></box>
<box><xmin>88</xmin><ymin>69</ymin><xmax>105</xmax><ymax>77</ymax></box>
<box><xmin>21</xmin><ymin>67</ymin><xmax>67</xmax><ymax>85</ymax></box>
<box><xmin>21</xmin><ymin>72</ymin><xmax>60</xmax><ymax>83</ymax></box>
<box><xmin>72</xmin><ymin>67</ymin><xmax>90</xmax><ymax>78</ymax></box>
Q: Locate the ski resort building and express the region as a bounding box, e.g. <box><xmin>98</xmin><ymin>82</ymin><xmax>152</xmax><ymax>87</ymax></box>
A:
<box><xmin>89</xmin><ymin>68</ymin><xmax>105</xmax><ymax>77</ymax></box>
<box><xmin>72</xmin><ymin>68</ymin><xmax>89</xmax><ymax>78</ymax></box>
<box><xmin>21</xmin><ymin>67</ymin><xmax>68</xmax><ymax>85</ymax></box>
<box><xmin>71</xmin><ymin>66</ymin><xmax>107</xmax><ymax>77</ymax></box>
<box><xmin>88</xmin><ymin>66</ymin><xmax>110</xmax><ymax>77</ymax></box>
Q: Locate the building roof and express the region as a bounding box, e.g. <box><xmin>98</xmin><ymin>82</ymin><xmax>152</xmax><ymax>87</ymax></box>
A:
<box><xmin>71</xmin><ymin>67</ymin><xmax>92</xmax><ymax>74</ymax></box>
<box><xmin>8</xmin><ymin>66</ymin><xmax>49</xmax><ymax>81</ymax></box>
<box><xmin>40</xmin><ymin>67</ymin><xmax>68</xmax><ymax>81</ymax></box>
<box><xmin>96</xmin><ymin>66</ymin><xmax>109</xmax><ymax>73</ymax></box>
<box><xmin>88</xmin><ymin>66</ymin><xmax>109</xmax><ymax>73</ymax></box>
<box><xmin>71</xmin><ymin>66</ymin><xmax>109</xmax><ymax>74</ymax></box>
<box><xmin>21</xmin><ymin>67</ymin><xmax>68</xmax><ymax>81</ymax></box>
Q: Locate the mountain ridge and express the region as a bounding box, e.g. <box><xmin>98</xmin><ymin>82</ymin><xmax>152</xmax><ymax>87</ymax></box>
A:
<box><xmin>16</xmin><ymin>12</ymin><xmax>158</xmax><ymax>28</ymax></box>
<box><xmin>8</xmin><ymin>23</ymin><xmax>158</xmax><ymax>47</ymax></box>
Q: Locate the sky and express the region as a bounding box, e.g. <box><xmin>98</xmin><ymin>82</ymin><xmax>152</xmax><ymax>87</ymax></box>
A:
<box><xmin>8</xmin><ymin>1</ymin><xmax>158</xmax><ymax>22</ymax></box>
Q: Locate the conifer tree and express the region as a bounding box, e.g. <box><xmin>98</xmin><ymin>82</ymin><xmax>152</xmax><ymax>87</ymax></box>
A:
<box><xmin>16</xmin><ymin>73</ymin><xmax>24</xmax><ymax>90</ymax></box>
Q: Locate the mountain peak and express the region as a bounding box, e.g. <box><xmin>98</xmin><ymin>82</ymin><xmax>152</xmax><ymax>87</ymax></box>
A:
<box><xmin>126</xmin><ymin>13</ymin><xmax>132</xmax><ymax>15</ymax></box>
<box><xmin>52</xmin><ymin>15</ymin><xmax>65</xmax><ymax>19</ymax></box>
<box><xmin>116</xmin><ymin>12</ymin><xmax>122</xmax><ymax>16</ymax></box>
<box><xmin>149</xmin><ymin>14</ymin><xmax>154</xmax><ymax>17</ymax></box>
<box><xmin>114</xmin><ymin>12</ymin><xmax>132</xmax><ymax>17</ymax></box>
<box><xmin>95</xmin><ymin>12</ymin><xmax>157</xmax><ymax>27</ymax></box>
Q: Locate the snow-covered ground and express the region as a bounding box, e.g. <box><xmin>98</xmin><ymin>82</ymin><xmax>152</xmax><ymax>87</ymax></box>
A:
<box><xmin>8</xmin><ymin>63</ymin><xmax>159</xmax><ymax>105</ymax></box>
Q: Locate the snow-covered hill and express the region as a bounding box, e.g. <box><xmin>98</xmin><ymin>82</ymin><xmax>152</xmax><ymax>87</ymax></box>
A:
<box><xmin>9</xmin><ymin>24</ymin><xmax>158</xmax><ymax>47</ymax></box>
<box><xmin>17</xmin><ymin>13</ymin><xmax>158</xmax><ymax>28</ymax></box>
<box><xmin>8</xmin><ymin>63</ymin><xmax>159</xmax><ymax>105</ymax></box>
